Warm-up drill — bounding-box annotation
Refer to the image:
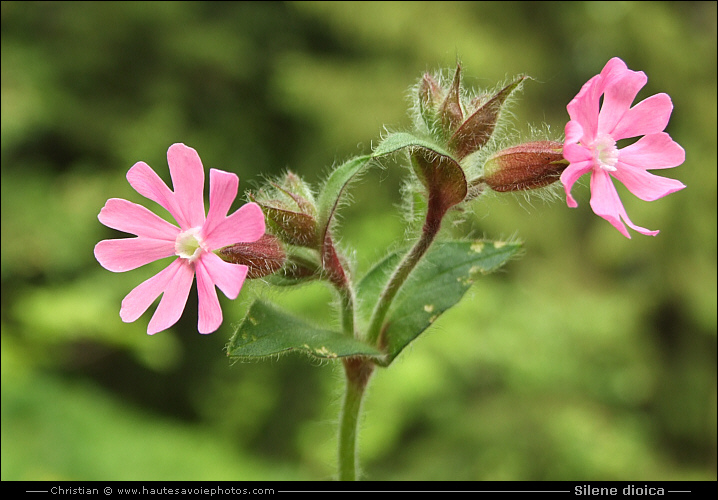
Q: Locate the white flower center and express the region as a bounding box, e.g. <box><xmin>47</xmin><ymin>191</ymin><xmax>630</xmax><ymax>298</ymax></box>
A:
<box><xmin>593</xmin><ymin>133</ymin><xmax>619</xmax><ymax>172</ymax></box>
<box><xmin>175</xmin><ymin>227</ymin><xmax>205</xmax><ymax>263</ymax></box>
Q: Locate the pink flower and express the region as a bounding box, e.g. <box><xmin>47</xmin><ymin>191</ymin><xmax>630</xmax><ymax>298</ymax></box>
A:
<box><xmin>94</xmin><ymin>143</ymin><xmax>265</xmax><ymax>334</ymax></box>
<box><xmin>561</xmin><ymin>57</ymin><xmax>686</xmax><ymax>238</ymax></box>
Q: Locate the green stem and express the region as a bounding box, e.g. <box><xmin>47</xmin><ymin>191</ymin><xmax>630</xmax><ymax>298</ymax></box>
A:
<box><xmin>339</xmin><ymin>288</ymin><xmax>355</xmax><ymax>339</ymax></box>
<box><xmin>323</xmin><ymin>234</ymin><xmax>367</xmax><ymax>480</ymax></box>
<box><xmin>365</xmin><ymin>215</ymin><xmax>441</xmax><ymax>347</ymax></box>
<box><xmin>338</xmin><ymin>357</ymin><xmax>374</xmax><ymax>481</ymax></box>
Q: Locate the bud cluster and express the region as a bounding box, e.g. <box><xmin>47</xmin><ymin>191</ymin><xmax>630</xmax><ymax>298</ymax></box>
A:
<box><xmin>222</xmin><ymin>169</ymin><xmax>354</xmax><ymax>288</ymax></box>
<box><xmin>219</xmin><ymin>64</ymin><xmax>570</xmax><ymax>286</ymax></box>
<box><xmin>411</xmin><ymin>64</ymin><xmax>567</xmax><ymax>204</ymax></box>
<box><xmin>217</xmin><ymin>172</ymin><xmax>322</xmax><ymax>283</ymax></box>
<box><xmin>417</xmin><ymin>64</ymin><xmax>525</xmax><ymax>161</ymax></box>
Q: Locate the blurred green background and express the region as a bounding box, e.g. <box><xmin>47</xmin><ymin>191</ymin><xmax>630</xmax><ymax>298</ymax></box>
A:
<box><xmin>2</xmin><ymin>1</ymin><xmax>715</xmax><ymax>481</ymax></box>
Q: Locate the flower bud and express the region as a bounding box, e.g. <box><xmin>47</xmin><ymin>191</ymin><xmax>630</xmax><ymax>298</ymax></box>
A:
<box><xmin>412</xmin><ymin>65</ymin><xmax>525</xmax><ymax>160</ymax></box>
<box><xmin>279</xmin><ymin>171</ymin><xmax>316</xmax><ymax>214</ymax></box>
<box><xmin>481</xmin><ymin>141</ymin><xmax>567</xmax><ymax>192</ymax></box>
<box><xmin>448</xmin><ymin>76</ymin><xmax>526</xmax><ymax>159</ymax></box>
<box><xmin>249</xmin><ymin>172</ymin><xmax>318</xmax><ymax>247</ymax></box>
<box><xmin>218</xmin><ymin>234</ymin><xmax>286</xmax><ymax>279</ymax></box>
<box><xmin>418</xmin><ymin>73</ymin><xmax>445</xmax><ymax>129</ymax></box>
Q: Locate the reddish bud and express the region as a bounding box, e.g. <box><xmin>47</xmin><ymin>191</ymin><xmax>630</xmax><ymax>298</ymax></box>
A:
<box><xmin>481</xmin><ymin>141</ymin><xmax>567</xmax><ymax>192</ymax></box>
<box><xmin>448</xmin><ymin>76</ymin><xmax>526</xmax><ymax>159</ymax></box>
<box><xmin>249</xmin><ymin>171</ymin><xmax>318</xmax><ymax>247</ymax></box>
<box><xmin>218</xmin><ymin>234</ymin><xmax>287</xmax><ymax>279</ymax></box>
<box><xmin>413</xmin><ymin>65</ymin><xmax>525</xmax><ymax>159</ymax></box>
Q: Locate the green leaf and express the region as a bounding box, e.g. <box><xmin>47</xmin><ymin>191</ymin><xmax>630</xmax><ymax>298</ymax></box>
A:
<box><xmin>316</xmin><ymin>155</ymin><xmax>373</xmax><ymax>246</ymax></box>
<box><xmin>355</xmin><ymin>250</ymin><xmax>404</xmax><ymax>328</ymax></box>
<box><xmin>227</xmin><ymin>300</ymin><xmax>384</xmax><ymax>361</ymax></box>
<box><xmin>372</xmin><ymin>132</ymin><xmax>452</xmax><ymax>158</ymax></box>
<box><xmin>315</xmin><ymin>133</ymin><xmax>453</xmax><ymax>249</ymax></box>
<box><xmin>357</xmin><ymin>239</ymin><xmax>521</xmax><ymax>364</ymax></box>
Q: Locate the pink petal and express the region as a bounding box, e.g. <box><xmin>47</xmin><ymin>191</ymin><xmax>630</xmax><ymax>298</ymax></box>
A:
<box><xmin>597</xmin><ymin>67</ymin><xmax>647</xmax><ymax>136</ymax></box>
<box><xmin>94</xmin><ymin>238</ymin><xmax>175</xmax><ymax>272</ymax></box>
<box><xmin>566</xmin><ymin>58</ymin><xmax>631</xmax><ymax>141</ymax></box>
<box><xmin>202</xmin><ymin>202</ymin><xmax>265</xmax><ymax>250</ymax></box>
<box><xmin>588</xmin><ymin>169</ymin><xmax>632</xmax><ymax>238</ymax></box>
<box><xmin>167</xmin><ymin>143</ymin><xmax>206</xmax><ymax>229</ymax></box>
<box><xmin>598</xmin><ymin>58</ymin><xmax>631</xmax><ymax>87</ymax></box>
<box><xmin>198</xmin><ymin>251</ymin><xmax>248</xmax><ymax>299</ymax></box>
<box><xmin>563</xmin><ymin>142</ymin><xmax>593</xmax><ymax>164</ymax></box>
<box><xmin>610</xmin><ymin>93</ymin><xmax>673</xmax><ymax>140</ymax></box>
<box><xmin>564</xmin><ymin>120</ymin><xmax>584</xmax><ymax>145</ymax></box>
<box><xmin>126</xmin><ymin>161</ymin><xmax>182</xmax><ymax>223</ymax></box>
<box><xmin>619</xmin><ymin>133</ymin><xmax>686</xmax><ymax>169</ymax></box>
<box><xmin>567</xmin><ymin>75</ymin><xmax>602</xmax><ymax>141</ymax></box>
<box><xmin>119</xmin><ymin>259</ymin><xmax>176</xmax><ymax>323</ymax></box>
<box><xmin>588</xmin><ymin>169</ymin><xmax>659</xmax><ymax>238</ymax></box>
<box><xmin>611</xmin><ymin>163</ymin><xmax>686</xmax><ymax>202</ymax></box>
<box><xmin>201</xmin><ymin>169</ymin><xmax>239</xmax><ymax>241</ymax></box>
<box><xmin>98</xmin><ymin>198</ymin><xmax>179</xmax><ymax>240</ymax></box>
<box><xmin>195</xmin><ymin>259</ymin><xmax>223</xmax><ymax>334</ymax></box>
<box><xmin>626</xmin><ymin>221</ymin><xmax>659</xmax><ymax>237</ymax></box>
<box><xmin>147</xmin><ymin>259</ymin><xmax>195</xmax><ymax>335</ymax></box>
<box><xmin>560</xmin><ymin>160</ymin><xmax>594</xmax><ymax>208</ymax></box>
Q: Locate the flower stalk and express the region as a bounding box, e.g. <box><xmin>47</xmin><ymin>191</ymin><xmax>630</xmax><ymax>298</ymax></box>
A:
<box><xmin>338</xmin><ymin>357</ymin><xmax>374</xmax><ymax>481</ymax></box>
<box><xmin>365</xmin><ymin>214</ymin><xmax>441</xmax><ymax>350</ymax></box>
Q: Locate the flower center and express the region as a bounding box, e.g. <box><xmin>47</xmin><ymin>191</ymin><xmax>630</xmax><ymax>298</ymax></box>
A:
<box><xmin>593</xmin><ymin>133</ymin><xmax>619</xmax><ymax>172</ymax></box>
<box><xmin>175</xmin><ymin>227</ymin><xmax>205</xmax><ymax>263</ymax></box>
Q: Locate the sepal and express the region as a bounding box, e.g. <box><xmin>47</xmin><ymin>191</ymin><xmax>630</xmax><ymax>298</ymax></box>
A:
<box><xmin>481</xmin><ymin>140</ymin><xmax>567</xmax><ymax>192</ymax></box>
<box><xmin>448</xmin><ymin>76</ymin><xmax>527</xmax><ymax>159</ymax></box>
<box><xmin>217</xmin><ymin>233</ymin><xmax>286</xmax><ymax>279</ymax></box>
<box><xmin>250</xmin><ymin>172</ymin><xmax>318</xmax><ymax>247</ymax></box>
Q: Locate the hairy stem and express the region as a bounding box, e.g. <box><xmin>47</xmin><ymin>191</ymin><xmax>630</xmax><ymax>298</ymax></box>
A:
<box><xmin>323</xmin><ymin>234</ymin><xmax>356</xmax><ymax>337</ymax></box>
<box><xmin>338</xmin><ymin>357</ymin><xmax>374</xmax><ymax>481</ymax></box>
<box><xmin>365</xmin><ymin>203</ymin><xmax>443</xmax><ymax>348</ymax></box>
